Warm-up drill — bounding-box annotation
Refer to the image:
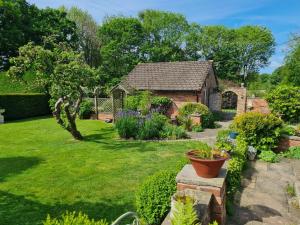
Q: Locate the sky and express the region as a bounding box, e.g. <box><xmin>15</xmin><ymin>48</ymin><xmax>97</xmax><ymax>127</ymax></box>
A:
<box><xmin>28</xmin><ymin>0</ymin><xmax>300</xmax><ymax>74</ymax></box>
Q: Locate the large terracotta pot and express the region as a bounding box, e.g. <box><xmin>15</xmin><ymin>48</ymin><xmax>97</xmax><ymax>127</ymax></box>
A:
<box><xmin>186</xmin><ymin>150</ymin><xmax>228</xmax><ymax>178</ymax></box>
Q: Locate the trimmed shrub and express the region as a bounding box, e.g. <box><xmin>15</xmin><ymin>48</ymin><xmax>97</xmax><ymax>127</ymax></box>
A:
<box><xmin>115</xmin><ymin>110</ymin><xmax>140</xmax><ymax>139</ymax></box>
<box><xmin>232</xmin><ymin>112</ymin><xmax>283</xmax><ymax>151</ymax></box>
<box><xmin>160</xmin><ymin>124</ymin><xmax>187</xmax><ymax>140</ymax></box>
<box><xmin>266</xmin><ymin>85</ymin><xmax>300</xmax><ymax>123</ymax></box>
<box><xmin>78</xmin><ymin>100</ymin><xmax>94</xmax><ymax>119</ymax></box>
<box><xmin>226</xmin><ymin>137</ymin><xmax>248</xmax><ymax>215</ymax></box>
<box><xmin>0</xmin><ymin>93</ymin><xmax>50</xmax><ymax>120</ymax></box>
<box><xmin>138</xmin><ymin>113</ymin><xmax>169</xmax><ymax>140</ymax></box>
<box><xmin>178</xmin><ymin>103</ymin><xmax>215</xmax><ymax>129</ymax></box>
<box><xmin>136</xmin><ymin>170</ymin><xmax>177</xmax><ymax>225</ymax></box>
<box><xmin>44</xmin><ymin>211</ymin><xmax>108</xmax><ymax>225</ymax></box>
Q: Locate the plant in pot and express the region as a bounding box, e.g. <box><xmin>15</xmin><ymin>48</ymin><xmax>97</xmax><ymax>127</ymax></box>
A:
<box><xmin>186</xmin><ymin>148</ymin><xmax>229</xmax><ymax>178</ymax></box>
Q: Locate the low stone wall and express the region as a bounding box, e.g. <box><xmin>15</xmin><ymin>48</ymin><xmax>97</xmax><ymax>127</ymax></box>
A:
<box><xmin>276</xmin><ymin>135</ymin><xmax>300</xmax><ymax>151</ymax></box>
<box><xmin>91</xmin><ymin>113</ymin><xmax>113</xmax><ymax>121</ymax></box>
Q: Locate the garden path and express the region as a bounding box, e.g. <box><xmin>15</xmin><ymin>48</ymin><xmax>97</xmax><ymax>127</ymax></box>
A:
<box><xmin>188</xmin><ymin>121</ymin><xmax>232</xmax><ymax>146</ymax></box>
<box><xmin>227</xmin><ymin>159</ymin><xmax>300</xmax><ymax>225</ymax></box>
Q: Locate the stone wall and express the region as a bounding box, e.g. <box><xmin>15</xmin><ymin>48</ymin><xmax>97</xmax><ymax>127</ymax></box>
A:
<box><xmin>223</xmin><ymin>87</ymin><xmax>247</xmax><ymax>115</ymax></box>
<box><xmin>276</xmin><ymin>135</ymin><xmax>300</xmax><ymax>152</ymax></box>
<box><xmin>247</xmin><ymin>97</ymin><xmax>271</xmax><ymax>114</ymax></box>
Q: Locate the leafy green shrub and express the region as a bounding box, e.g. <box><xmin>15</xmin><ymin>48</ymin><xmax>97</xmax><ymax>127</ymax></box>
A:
<box><xmin>178</xmin><ymin>103</ymin><xmax>215</xmax><ymax>129</ymax></box>
<box><xmin>151</xmin><ymin>96</ymin><xmax>172</xmax><ymax>114</ymax></box>
<box><xmin>78</xmin><ymin>100</ymin><xmax>94</xmax><ymax>119</ymax></box>
<box><xmin>177</xmin><ymin>116</ymin><xmax>193</xmax><ymax>131</ymax></box>
<box><xmin>259</xmin><ymin>150</ymin><xmax>279</xmax><ymax>163</ymax></box>
<box><xmin>43</xmin><ymin>211</ymin><xmax>108</xmax><ymax>225</ymax></box>
<box><xmin>216</xmin><ymin>129</ymin><xmax>234</xmax><ymax>152</ymax></box>
<box><xmin>0</xmin><ymin>93</ymin><xmax>50</xmax><ymax>120</ymax></box>
<box><xmin>125</xmin><ymin>91</ymin><xmax>152</xmax><ymax>115</ymax></box>
<box><xmin>138</xmin><ymin>113</ymin><xmax>169</xmax><ymax>140</ymax></box>
<box><xmin>232</xmin><ymin>112</ymin><xmax>283</xmax><ymax>151</ymax></box>
<box><xmin>192</xmin><ymin>124</ymin><xmax>204</xmax><ymax>132</ymax></box>
<box><xmin>226</xmin><ymin>137</ymin><xmax>248</xmax><ymax>214</ymax></box>
<box><xmin>281</xmin><ymin>146</ymin><xmax>300</xmax><ymax>159</ymax></box>
<box><xmin>160</xmin><ymin>124</ymin><xmax>187</xmax><ymax>140</ymax></box>
<box><xmin>280</xmin><ymin>124</ymin><xmax>296</xmax><ymax>136</ymax></box>
<box><xmin>115</xmin><ymin>111</ymin><xmax>140</xmax><ymax>139</ymax></box>
<box><xmin>136</xmin><ymin>170</ymin><xmax>177</xmax><ymax>225</ymax></box>
<box><xmin>266</xmin><ymin>85</ymin><xmax>300</xmax><ymax>123</ymax></box>
<box><xmin>171</xmin><ymin>197</ymin><xmax>199</xmax><ymax>225</ymax></box>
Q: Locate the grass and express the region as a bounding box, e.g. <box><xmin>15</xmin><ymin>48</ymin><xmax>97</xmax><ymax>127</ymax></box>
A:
<box><xmin>286</xmin><ymin>183</ymin><xmax>296</xmax><ymax>197</ymax></box>
<box><xmin>0</xmin><ymin>117</ymin><xmax>206</xmax><ymax>225</ymax></box>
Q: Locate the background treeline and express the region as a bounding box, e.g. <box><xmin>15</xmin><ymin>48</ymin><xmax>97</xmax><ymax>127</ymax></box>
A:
<box><xmin>1</xmin><ymin>0</ymin><xmax>299</xmax><ymax>96</ymax></box>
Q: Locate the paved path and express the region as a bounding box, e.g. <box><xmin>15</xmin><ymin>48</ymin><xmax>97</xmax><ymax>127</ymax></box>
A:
<box><xmin>188</xmin><ymin>121</ymin><xmax>231</xmax><ymax>146</ymax></box>
<box><xmin>228</xmin><ymin>159</ymin><xmax>300</xmax><ymax>225</ymax></box>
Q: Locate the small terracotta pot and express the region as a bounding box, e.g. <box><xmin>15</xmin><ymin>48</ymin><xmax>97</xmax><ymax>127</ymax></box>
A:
<box><xmin>186</xmin><ymin>150</ymin><xmax>228</xmax><ymax>178</ymax></box>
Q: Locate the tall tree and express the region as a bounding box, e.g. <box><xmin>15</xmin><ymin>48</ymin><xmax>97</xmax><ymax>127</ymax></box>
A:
<box><xmin>0</xmin><ymin>0</ymin><xmax>77</xmax><ymax>69</ymax></box>
<box><xmin>66</xmin><ymin>6</ymin><xmax>101</xmax><ymax>67</ymax></box>
<box><xmin>98</xmin><ymin>16</ymin><xmax>145</xmax><ymax>86</ymax></box>
<box><xmin>8</xmin><ymin>39</ymin><xmax>97</xmax><ymax>140</ymax></box>
<box><xmin>139</xmin><ymin>10</ymin><xmax>189</xmax><ymax>62</ymax></box>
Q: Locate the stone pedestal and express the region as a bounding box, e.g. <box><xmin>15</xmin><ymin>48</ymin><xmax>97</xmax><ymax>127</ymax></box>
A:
<box><xmin>176</xmin><ymin>164</ymin><xmax>227</xmax><ymax>225</ymax></box>
<box><xmin>190</xmin><ymin>113</ymin><xmax>201</xmax><ymax>126</ymax></box>
<box><xmin>0</xmin><ymin>109</ymin><xmax>5</xmax><ymax>124</ymax></box>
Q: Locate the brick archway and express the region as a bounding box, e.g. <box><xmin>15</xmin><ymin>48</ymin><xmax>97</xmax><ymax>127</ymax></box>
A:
<box><xmin>222</xmin><ymin>87</ymin><xmax>247</xmax><ymax>115</ymax></box>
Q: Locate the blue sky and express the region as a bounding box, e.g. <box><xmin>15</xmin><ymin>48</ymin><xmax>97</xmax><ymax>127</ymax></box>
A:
<box><xmin>28</xmin><ymin>0</ymin><xmax>300</xmax><ymax>73</ymax></box>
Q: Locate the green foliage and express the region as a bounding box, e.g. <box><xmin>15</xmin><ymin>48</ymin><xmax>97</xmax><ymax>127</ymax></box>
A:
<box><xmin>0</xmin><ymin>0</ymin><xmax>77</xmax><ymax>68</ymax></box>
<box><xmin>115</xmin><ymin>114</ymin><xmax>139</xmax><ymax>139</ymax></box>
<box><xmin>0</xmin><ymin>72</ymin><xmax>39</xmax><ymax>93</ymax></box>
<box><xmin>286</xmin><ymin>183</ymin><xmax>296</xmax><ymax>197</ymax></box>
<box><xmin>125</xmin><ymin>91</ymin><xmax>152</xmax><ymax>115</ymax></box>
<box><xmin>226</xmin><ymin>137</ymin><xmax>248</xmax><ymax>213</ymax></box>
<box><xmin>78</xmin><ymin>100</ymin><xmax>94</xmax><ymax>119</ymax></box>
<box><xmin>280</xmin><ymin>124</ymin><xmax>296</xmax><ymax>136</ymax></box>
<box><xmin>136</xmin><ymin>170</ymin><xmax>177</xmax><ymax>225</ymax></box>
<box><xmin>8</xmin><ymin>39</ymin><xmax>97</xmax><ymax>140</ymax></box>
<box><xmin>258</xmin><ymin>150</ymin><xmax>279</xmax><ymax>163</ymax></box>
<box><xmin>178</xmin><ymin>103</ymin><xmax>215</xmax><ymax>129</ymax></box>
<box><xmin>138</xmin><ymin>113</ymin><xmax>169</xmax><ymax>140</ymax></box>
<box><xmin>281</xmin><ymin>147</ymin><xmax>300</xmax><ymax>159</ymax></box>
<box><xmin>266</xmin><ymin>85</ymin><xmax>300</xmax><ymax>123</ymax></box>
<box><xmin>0</xmin><ymin>93</ymin><xmax>50</xmax><ymax>120</ymax></box>
<box><xmin>159</xmin><ymin>124</ymin><xmax>187</xmax><ymax>140</ymax></box>
<box><xmin>139</xmin><ymin>10</ymin><xmax>188</xmax><ymax>62</ymax></box>
<box><xmin>216</xmin><ymin>130</ymin><xmax>235</xmax><ymax>152</ymax></box>
<box><xmin>192</xmin><ymin>124</ymin><xmax>204</xmax><ymax>132</ymax></box>
<box><xmin>43</xmin><ymin>211</ymin><xmax>108</xmax><ymax>225</ymax></box>
<box><xmin>98</xmin><ymin>16</ymin><xmax>145</xmax><ymax>86</ymax></box>
<box><xmin>66</xmin><ymin>7</ymin><xmax>101</xmax><ymax>67</ymax></box>
<box><xmin>171</xmin><ymin>198</ymin><xmax>199</xmax><ymax>225</ymax></box>
<box><xmin>232</xmin><ymin>112</ymin><xmax>283</xmax><ymax>151</ymax></box>
<box><xmin>151</xmin><ymin>96</ymin><xmax>172</xmax><ymax>114</ymax></box>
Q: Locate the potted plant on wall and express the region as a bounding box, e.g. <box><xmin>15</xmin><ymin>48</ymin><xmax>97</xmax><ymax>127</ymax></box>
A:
<box><xmin>186</xmin><ymin>148</ymin><xmax>229</xmax><ymax>178</ymax></box>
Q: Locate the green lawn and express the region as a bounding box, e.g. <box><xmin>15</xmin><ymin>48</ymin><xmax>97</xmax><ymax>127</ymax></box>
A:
<box><xmin>0</xmin><ymin>117</ymin><xmax>205</xmax><ymax>225</ymax></box>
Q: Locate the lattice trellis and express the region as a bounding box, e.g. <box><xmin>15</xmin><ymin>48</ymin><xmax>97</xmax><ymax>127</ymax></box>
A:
<box><xmin>84</xmin><ymin>97</ymin><xmax>113</xmax><ymax>113</ymax></box>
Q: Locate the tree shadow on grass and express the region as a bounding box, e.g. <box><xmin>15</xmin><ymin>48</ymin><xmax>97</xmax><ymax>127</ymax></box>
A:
<box><xmin>0</xmin><ymin>157</ymin><xmax>41</xmax><ymax>182</ymax></box>
<box><xmin>0</xmin><ymin>191</ymin><xmax>134</xmax><ymax>225</ymax></box>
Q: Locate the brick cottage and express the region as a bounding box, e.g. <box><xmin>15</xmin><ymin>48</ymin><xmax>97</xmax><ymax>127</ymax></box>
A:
<box><xmin>111</xmin><ymin>61</ymin><xmax>220</xmax><ymax>117</ymax></box>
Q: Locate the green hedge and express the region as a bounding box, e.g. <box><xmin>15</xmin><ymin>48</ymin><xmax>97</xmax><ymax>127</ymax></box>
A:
<box><xmin>0</xmin><ymin>93</ymin><xmax>51</xmax><ymax>120</ymax></box>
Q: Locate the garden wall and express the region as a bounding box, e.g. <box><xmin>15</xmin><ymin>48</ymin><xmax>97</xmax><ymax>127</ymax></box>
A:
<box><xmin>276</xmin><ymin>135</ymin><xmax>300</xmax><ymax>152</ymax></box>
<box><xmin>0</xmin><ymin>93</ymin><xmax>51</xmax><ymax>120</ymax></box>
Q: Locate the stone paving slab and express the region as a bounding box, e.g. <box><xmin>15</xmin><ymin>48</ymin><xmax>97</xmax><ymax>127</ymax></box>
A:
<box><xmin>227</xmin><ymin>159</ymin><xmax>300</xmax><ymax>225</ymax></box>
<box><xmin>176</xmin><ymin>164</ymin><xmax>227</xmax><ymax>188</ymax></box>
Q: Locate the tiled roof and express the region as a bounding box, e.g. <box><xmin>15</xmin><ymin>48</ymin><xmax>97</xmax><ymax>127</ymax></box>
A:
<box><xmin>122</xmin><ymin>61</ymin><xmax>213</xmax><ymax>91</ymax></box>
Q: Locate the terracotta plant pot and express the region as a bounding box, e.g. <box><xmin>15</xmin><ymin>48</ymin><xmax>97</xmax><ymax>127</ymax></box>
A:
<box><xmin>186</xmin><ymin>150</ymin><xmax>228</xmax><ymax>178</ymax></box>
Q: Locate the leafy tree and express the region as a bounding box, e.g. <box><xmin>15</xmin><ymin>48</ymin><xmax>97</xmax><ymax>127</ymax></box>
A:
<box><xmin>66</xmin><ymin>6</ymin><xmax>101</xmax><ymax>67</ymax></box>
<box><xmin>284</xmin><ymin>40</ymin><xmax>300</xmax><ymax>85</ymax></box>
<box><xmin>139</xmin><ymin>9</ymin><xmax>189</xmax><ymax>62</ymax></box>
<box><xmin>235</xmin><ymin>26</ymin><xmax>275</xmax><ymax>81</ymax></box>
<box><xmin>266</xmin><ymin>85</ymin><xmax>300</xmax><ymax>123</ymax></box>
<box><xmin>8</xmin><ymin>39</ymin><xmax>97</xmax><ymax>140</ymax></box>
<box><xmin>98</xmin><ymin>17</ymin><xmax>144</xmax><ymax>86</ymax></box>
<box><xmin>0</xmin><ymin>0</ymin><xmax>77</xmax><ymax>69</ymax></box>
<box><xmin>185</xmin><ymin>25</ymin><xmax>275</xmax><ymax>83</ymax></box>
